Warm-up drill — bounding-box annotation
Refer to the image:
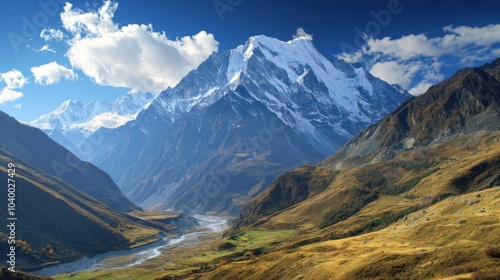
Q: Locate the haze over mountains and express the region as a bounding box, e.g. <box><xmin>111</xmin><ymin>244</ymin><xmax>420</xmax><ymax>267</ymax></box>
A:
<box><xmin>31</xmin><ymin>35</ymin><xmax>410</xmax><ymax>214</ymax></box>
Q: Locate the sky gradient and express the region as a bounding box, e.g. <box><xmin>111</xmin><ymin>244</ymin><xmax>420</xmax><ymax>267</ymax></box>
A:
<box><xmin>1</xmin><ymin>0</ymin><xmax>500</xmax><ymax>121</ymax></box>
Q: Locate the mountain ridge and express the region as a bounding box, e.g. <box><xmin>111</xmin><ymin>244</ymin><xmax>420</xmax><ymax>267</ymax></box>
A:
<box><xmin>321</xmin><ymin>62</ymin><xmax>500</xmax><ymax>169</ymax></box>
<box><xmin>230</xmin><ymin>58</ymin><xmax>500</xmax><ymax>233</ymax></box>
<box><xmin>190</xmin><ymin>58</ymin><xmax>500</xmax><ymax>280</ymax></box>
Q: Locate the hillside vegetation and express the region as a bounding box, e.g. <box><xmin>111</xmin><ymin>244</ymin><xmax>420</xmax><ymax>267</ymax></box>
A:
<box><xmin>0</xmin><ymin>149</ymin><xmax>167</xmax><ymax>270</ymax></box>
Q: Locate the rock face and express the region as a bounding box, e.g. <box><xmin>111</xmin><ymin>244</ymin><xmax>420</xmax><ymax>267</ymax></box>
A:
<box><xmin>321</xmin><ymin>58</ymin><xmax>500</xmax><ymax>169</ymax></box>
<box><xmin>76</xmin><ymin>35</ymin><xmax>410</xmax><ymax>214</ymax></box>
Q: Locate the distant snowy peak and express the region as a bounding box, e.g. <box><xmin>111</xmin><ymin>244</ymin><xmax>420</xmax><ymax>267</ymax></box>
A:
<box><xmin>29</xmin><ymin>92</ymin><xmax>155</xmax><ymax>132</ymax></box>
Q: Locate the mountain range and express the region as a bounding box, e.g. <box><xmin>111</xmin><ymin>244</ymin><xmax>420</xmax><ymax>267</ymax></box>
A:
<box><xmin>35</xmin><ymin>35</ymin><xmax>410</xmax><ymax>214</ymax></box>
<box><xmin>3</xmin><ymin>34</ymin><xmax>499</xmax><ymax>279</ymax></box>
<box><xmin>0</xmin><ymin>111</ymin><xmax>136</xmax><ymax>212</ymax></box>
<box><xmin>45</xmin><ymin>58</ymin><xmax>500</xmax><ymax>280</ymax></box>
<box><xmin>28</xmin><ymin>92</ymin><xmax>155</xmax><ymax>157</ymax></box>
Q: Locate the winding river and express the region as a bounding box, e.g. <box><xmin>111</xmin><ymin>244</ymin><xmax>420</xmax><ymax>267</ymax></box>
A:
<box><xmin>34</xmin><ymin>215</ymin><xmax>227</xmax><ymax>277</ymax></box>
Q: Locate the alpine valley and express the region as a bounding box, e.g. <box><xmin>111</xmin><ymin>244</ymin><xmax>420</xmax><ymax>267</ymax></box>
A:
<box><xmin>4</xmin><ymin>33</ymin><xmax>499</xmax><ymax>280</ymax></box>
<box><xmin>42</xmin><ymin>58</ymin><xmax>500</xmax><ymax>280</ymax></box>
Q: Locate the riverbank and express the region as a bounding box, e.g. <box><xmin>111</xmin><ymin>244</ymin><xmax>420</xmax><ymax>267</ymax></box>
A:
<box><xmin>34</xmin><ymin>215</ymin><xmax>228</xmax><ymax>277</ymax></box>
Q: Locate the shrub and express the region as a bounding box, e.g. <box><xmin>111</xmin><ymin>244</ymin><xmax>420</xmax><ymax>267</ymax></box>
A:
<box><xmin>218</xmin><ymin>242</ymin><xmax>236</xmax><ymax>251</ymax></box>
<box><xmin>484</xmin><ymin>246</ymin><xmax>500</xmax><ymax>258</ymax></box>
<box><xmin>355</xmin><ymin>170</ymin><xmax>387</xmax><ymax>189</ymax></box>
<box><xmin>388</xmin><ymin>160</ymin><xmax>434</xmax><ymax>171</ymax></box>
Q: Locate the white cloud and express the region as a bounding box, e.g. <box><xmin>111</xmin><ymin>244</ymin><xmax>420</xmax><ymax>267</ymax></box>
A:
<box><xmin>31</xmin><ymin>62</ymin><xmax>77</xmax><ymax>85</ymax></box>
<box><xmin>13</xmin><ymin>104</ymin><xmax>22</xmax><ymax>110</ymax></box>
<box><xmin>408</xmin><ymin>81</ymin><xmax>435</xmax><ymax>95</ymax></box>
<box><xmin>339</xmin><ymin>23</ymin><xmax>500</xmax><ymax>95</ymax></box>
<box><xmin>40</xmin><ymin>28</ymin><xmax>64</xmax><ymax>41</ymax></box>
<box><xmin>370</xmin><ymin>61</ymin><xmax>420</xmax><ymax>88</ymax></box>
<box><xmin>61</xmin><ymin>1</ymin><xmax>218</xmax><ymax>93</ymax></box>
<box><xmin>61</xmin><ymin>1</ymin><xmax>118</xmax><ymax>35</ymax></box>
<box><xmin>0</xmin><ymin>69</ymin><xmax>28</xmax><ymax>89</ymax></box>
<box><xmin>0</xmin><ymin>88</ymin><xmax>23</xmax><ymax>104</ymax></box>
<box><xmin>34</xmin><ymin>44</ymin><xmax>56</xmax><ymax>53</ymax></box>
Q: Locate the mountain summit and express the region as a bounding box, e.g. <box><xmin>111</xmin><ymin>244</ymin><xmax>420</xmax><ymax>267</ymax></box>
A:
<box><xmin>47</xmin><ymin>34</ymin><xmax>410</xmax><ymax>213</ymax></box>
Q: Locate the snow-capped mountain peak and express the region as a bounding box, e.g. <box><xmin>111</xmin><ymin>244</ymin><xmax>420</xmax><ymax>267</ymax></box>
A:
<box><xmin>148</xmin><ymin>35</ymin><xmax>410</xmax><ymax>150</ymax></box>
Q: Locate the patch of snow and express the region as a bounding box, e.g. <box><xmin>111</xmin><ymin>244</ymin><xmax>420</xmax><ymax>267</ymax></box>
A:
<box><xmin>296</xmin><ymin>68</ymin><xmax>309</xmax><ymax>85</ymax></box>
<box><xmin>70</xmin><ymin>112</ymin><xmax>139</xmax><ymax>132</ymax></box>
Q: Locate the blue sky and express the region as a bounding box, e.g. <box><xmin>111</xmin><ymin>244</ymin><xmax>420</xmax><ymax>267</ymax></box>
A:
<box><xmin>1</xmin><ymin>0</ymin><xmax>500</xmax><ymax>121</ymax></box>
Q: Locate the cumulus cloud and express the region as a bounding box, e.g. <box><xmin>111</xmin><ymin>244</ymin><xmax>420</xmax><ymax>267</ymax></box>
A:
<box><xmin>0</xmin><ymin>69</ymin><xmax>26</xmax><ymax>104</ymax></box>
<box><xmin>61</xmin><ymin>1</ymin><xmax>219</xmax><ymax>93</ymax></box>
<box><xmin>0</xmin><ymin>69</ymin><xmax>28</xmax><ymax>89</ymax></box>
<box><xmin>13</xmin><ymin>104</ymin><xmax>22</xmax><ymax>110</ymax></box>
<box><xmin>40</xmin><ymin>28</ymin><xmax>64</xmax><ymax>41</ymax></box>
<box><xmin>339</xmin><ymin>24</ymin><xmax>500</xmax><ymax>95</ymax></box>
<box><xmin>369</xmin><ymin>61</ymin><xmax>420</xmax><ymax>88</ymax></box>
<box><xmin>0</xmin><ymin>88</ymin><xmax>23</xmax><ymax>104</ymax></box>
<box><xmin>31</xmin><ymin>62</ymin><xmax>77</xmax><ymax>85</ymax></box>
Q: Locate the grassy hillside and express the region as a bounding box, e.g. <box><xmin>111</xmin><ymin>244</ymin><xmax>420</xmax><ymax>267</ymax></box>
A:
<box><xmin>200</xmin><ymin>187</ymin><xmax>500</xmax><ymax>280</ymax></box>
<box><xmin>0</xmin><ymin>149</ymin><xmax>162</xmax><ymax>270</ymax></box>
<box><xmin>232</xmin><ymin>132</ymin><xmax>499</xmax><ymax>236</ymax></box>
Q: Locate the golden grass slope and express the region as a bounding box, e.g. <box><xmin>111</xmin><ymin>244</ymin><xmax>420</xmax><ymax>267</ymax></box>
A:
<box><xmin>200</xmin><ymin>187</ymin><xmax>500</xmax><ymax>280</ymax></box>
<box><xmin>234</xmin><ymin>132</ymin><xmax>500</xmax><ymax>235</ymax></box>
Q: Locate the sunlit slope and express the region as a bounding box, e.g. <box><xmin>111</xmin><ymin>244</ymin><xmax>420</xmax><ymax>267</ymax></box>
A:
<box><xmin>202</xmin><ymin>187</ymin><xmax>499</xmax><ymax>280</ymax></box>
